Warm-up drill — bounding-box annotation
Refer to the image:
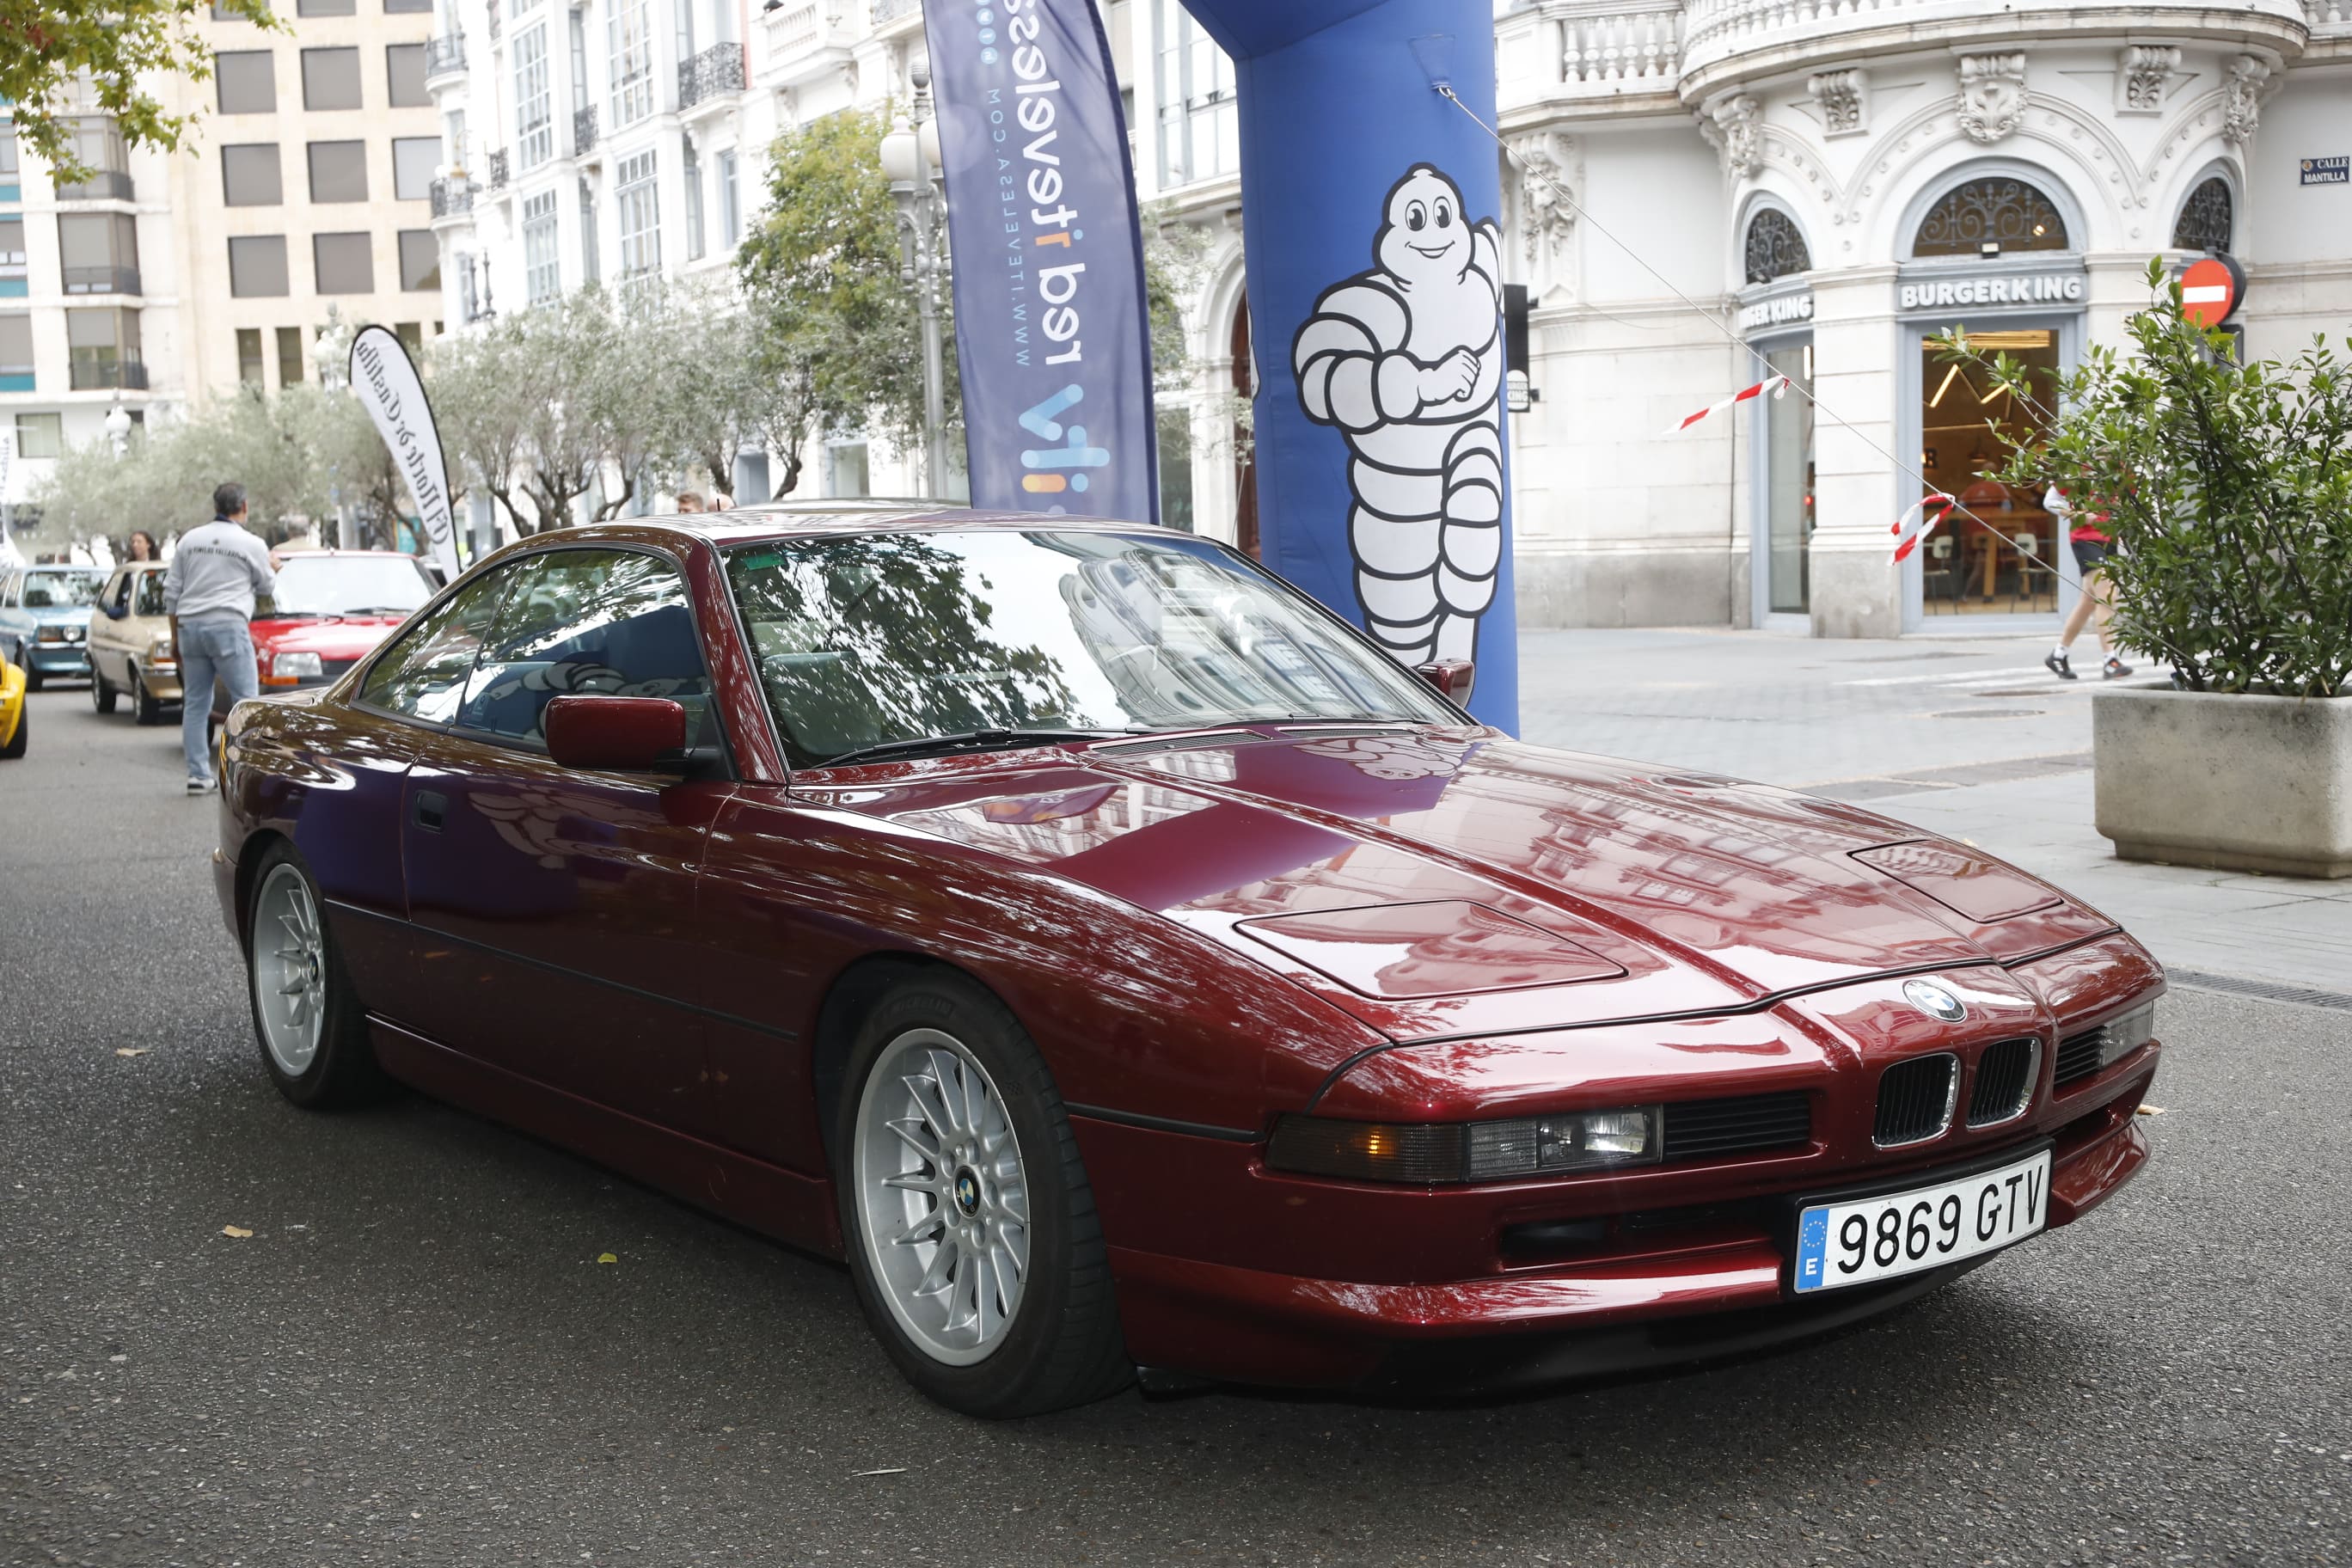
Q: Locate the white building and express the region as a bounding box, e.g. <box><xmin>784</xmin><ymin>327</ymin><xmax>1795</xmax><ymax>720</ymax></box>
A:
<box><xmin>432</xmin><ymin>0</ymin><xmax>2349</xmax><ymax>637</ymax></box>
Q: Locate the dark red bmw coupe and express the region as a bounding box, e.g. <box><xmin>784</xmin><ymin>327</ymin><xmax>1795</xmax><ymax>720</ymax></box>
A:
<box><xmin>213</xmin><ymin>507</ymin><xmax>2162</xmax><ymax>1416</ymax></box>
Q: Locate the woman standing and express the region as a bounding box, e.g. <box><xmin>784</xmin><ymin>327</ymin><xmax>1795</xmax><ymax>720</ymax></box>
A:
<box><xmin>2043</xmin><ymin>487</ymin><xmax>2134</xmax><ymax>681</ymax></box>
<box><xmin>126</xmin><ymin>530</ymin><xmax>160</xmax><ymax>563</ymax></box>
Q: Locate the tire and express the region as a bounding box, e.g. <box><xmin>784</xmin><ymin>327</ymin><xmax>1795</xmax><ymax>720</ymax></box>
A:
<box><xmin>131</xmin><ymin>670</ymin><xmax>162</xmax><ymax>726</ymax></box>
<box><xmin>244</xmin><ymin>844</ymin><xmax>392</xmax><ymax>1110</ymax></box>
<box><xmin>1</xmin><ymin>701</ymin><xmax>24</xmax><ymax>759</ymax></box>
<box><xmin>834</xmin><ymin>972</ymin><xmax>1130</xmax><ymax>1418</ymax></box>
<box><xmin>91</xmin><ymin>662</ymin><xmax>118</xmax><ymax>714</ymax></box>
<box><xmin>23</xmin><ymin>661</ymin><xmax>42</xmax><ymax>692</ymax></box>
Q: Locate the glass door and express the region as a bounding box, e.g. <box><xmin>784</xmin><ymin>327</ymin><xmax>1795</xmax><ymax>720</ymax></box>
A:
<box><xmin>1760</xmin><ymin>341</ymin><xmax>1814</xmax><ymax>616</ymax></box>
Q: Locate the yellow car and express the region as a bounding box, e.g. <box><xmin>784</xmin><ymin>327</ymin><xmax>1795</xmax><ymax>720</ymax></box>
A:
<box><xmin>0</xmin><ymin>645</ymin><xmax>26</xmax><ymax>760</ymax></box>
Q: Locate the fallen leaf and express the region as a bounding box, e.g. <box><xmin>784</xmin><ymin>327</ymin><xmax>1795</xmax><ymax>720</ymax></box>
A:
<box><xmin>851</xmin><ymin>1467</ymin><xmax>908</xmax><ymax>1478</ymax></box>
<box><xmin>597</xmin><ymin>1253</ymin><xmax>617</xmax><ymax>1264</ymax></box>
<box><xmin>2136</xmin><ymin>1105</ymin><xmax>2165</xmax><ymax>1117</ymax></box>
<box><xmin>115</xmin><ymin>1049</ymin><xmax>150</xmax><ymax>1058</ymax></box>
<box><xmin>222</xmin><ymin>1226</ymin><xmax>254</xmax><ymax>1239</ymax></box>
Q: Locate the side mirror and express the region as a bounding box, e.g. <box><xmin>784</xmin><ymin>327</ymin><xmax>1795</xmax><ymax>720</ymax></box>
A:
<box><xmin>1415</xmin><ymin>658</ymin><xmax>1476</xmax><ymax>707</ymax></box>
<box><xmin>544</xmin><ymin>695</ymin><xmax>688</xmax><ymax>773</ymax></box>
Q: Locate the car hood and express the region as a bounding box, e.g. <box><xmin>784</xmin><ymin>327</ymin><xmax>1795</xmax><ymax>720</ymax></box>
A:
<box><xmin>254</xmin><ymin>615</ymin><xmax>408</xmax><ymax>657</ymax></box>
<box><xmin>23</xmin><ymin>605</ymin><xmax>94</xmax><ymax>628</ymax></box>
<box><xmin>828</xmin><ymin>726</ymin><xmax>2116</xmax><ymax>1042</ymax></box>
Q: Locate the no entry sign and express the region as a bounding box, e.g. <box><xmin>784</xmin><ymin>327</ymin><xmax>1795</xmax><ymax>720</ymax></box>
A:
<box><xmin>2180</xmin><ymin>254</ymin><xmax>2244</xmax><ymax>328</ymax></box>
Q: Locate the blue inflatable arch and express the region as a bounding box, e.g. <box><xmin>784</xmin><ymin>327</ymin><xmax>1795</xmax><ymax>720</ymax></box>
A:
<box><xmin>1180</xmin><ymin>0</ymin><xmax>1518</xmax><ymax>732</ymax></box>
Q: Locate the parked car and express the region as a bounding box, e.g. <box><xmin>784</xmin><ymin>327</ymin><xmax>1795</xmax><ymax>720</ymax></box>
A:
<box><xmin>0</xmin><ymin>643</ymin><xmax>26</xmax><ymax>759</ymax></box>
<box><xmin>0</xmin><ymin>563</ymin><xmax>104</xmax><ymax>688</ymax></box>
<box><xmin>206</xmin><ymin>549</ymin><xmax>438</xmax><ymax>725</ymax></box>
<box><xmin>89</xmin><ymin>560</ymin><xmax>182</xmax><ymax>723</ymax></box>
<box><xmin>212</xmin><ymin>509</ymin><xmax>2163</xmax><ymax>1418</ymax></box>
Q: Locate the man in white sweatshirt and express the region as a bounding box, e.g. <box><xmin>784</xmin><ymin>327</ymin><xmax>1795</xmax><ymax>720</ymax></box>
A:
<box><xmin>163</xmin><ymin>482</ymin><xmax>276</xmax><ymax>794</ymax></box>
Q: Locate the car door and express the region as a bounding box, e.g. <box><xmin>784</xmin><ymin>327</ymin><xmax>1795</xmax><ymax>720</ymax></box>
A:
<box><xmin>91</xmin><ymin>569</ymin><xmax>131</xmax><ymax>685</ymax></box>
<box><xmin>399</xmin><ymin>547</ymin><xmax>732</xmax><ymax>1130</ymax></box>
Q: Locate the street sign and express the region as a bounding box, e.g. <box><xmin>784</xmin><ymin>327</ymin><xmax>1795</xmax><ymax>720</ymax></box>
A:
<box><xmin>2179</xmin><ymin>254</ymin><xmax>2242</xmax><ymax>328</ymax></box>
<box><xmin>2301</xmin><ymin>156</ymin><xmax>2349</xmax><ymax>187</ymax></box>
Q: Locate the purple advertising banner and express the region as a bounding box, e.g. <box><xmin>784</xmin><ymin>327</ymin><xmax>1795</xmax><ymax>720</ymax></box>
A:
<box><xmin>922</xmin><ymin>0</ymin><xmax>1159</xmax><ymax>524</ymax></box>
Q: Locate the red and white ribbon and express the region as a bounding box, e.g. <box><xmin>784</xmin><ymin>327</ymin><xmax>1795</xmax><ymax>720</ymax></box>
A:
<box><xmin>1664</xmin><ymin>375</ymin><xmax>1790</xmax><ymax>436</ymax></box>
<box><xmin>1892</xmin><ymin>493</ymin><xmax>1957</xmax><ymax>561</ymax></box>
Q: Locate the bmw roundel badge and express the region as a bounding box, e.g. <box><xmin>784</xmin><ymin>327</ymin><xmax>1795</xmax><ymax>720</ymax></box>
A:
<box><xmin>953</xmin><ymin>1169</ymin><xmax>981</xmax><ymax>1216</ymax></box>
<box><xmin>1902</xmin><ymin>978</ymin><xmax>1967</xmax><ymax>1023</ymax></box>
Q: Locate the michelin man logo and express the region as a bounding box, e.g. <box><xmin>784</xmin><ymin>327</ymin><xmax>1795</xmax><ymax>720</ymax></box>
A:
<box><xmin>1293</xmin><ymin>163</ymin><xmax>1504</xmax><ymax>667</ymax></box>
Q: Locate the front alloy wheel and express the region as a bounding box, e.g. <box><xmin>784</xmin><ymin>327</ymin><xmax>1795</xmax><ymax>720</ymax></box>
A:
<box><xmin>242</xmin><ymin>844</ymin><xmax>389</xmax><ymax>1109</ymax></box>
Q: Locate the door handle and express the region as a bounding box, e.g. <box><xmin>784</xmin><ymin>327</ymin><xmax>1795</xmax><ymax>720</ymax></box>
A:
<box><xmin>413</xmin><ymin>790</ymin><xmax>447</xmax><ymax>833</ymax></box>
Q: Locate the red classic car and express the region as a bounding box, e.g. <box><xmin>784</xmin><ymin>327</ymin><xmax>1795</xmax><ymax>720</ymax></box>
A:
<box><xmin>211</xmin><ymin>509</ymin><xmax>2162</xmax><ymax>1417</ymax></box>
<box><xmin>208</xmin><ymin>549</ymin><xmax>438</xmax><ymax>723</ymax></box>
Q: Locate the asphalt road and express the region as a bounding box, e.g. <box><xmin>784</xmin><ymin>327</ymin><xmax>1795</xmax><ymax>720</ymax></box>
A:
<box><xmin>3</xmin><ymin>684</ymin><xmax>2349</xmax><ymax>1568</ymax></box>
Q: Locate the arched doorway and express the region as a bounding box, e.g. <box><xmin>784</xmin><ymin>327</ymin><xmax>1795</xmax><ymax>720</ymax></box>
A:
<box><xmin>1229</xmin><ymin>296</ymin><xmax>1259</xmax><ymax>560</ymax></box>
<box><xmin>1738</xmin><ymin>204</ymin><xmax>1815</xmax><ymax>624</ymax></box>
<box><xmin>1897</xmin><ymin>170</ymin><xmax>2084</xmax><ymax>628</ymax></box>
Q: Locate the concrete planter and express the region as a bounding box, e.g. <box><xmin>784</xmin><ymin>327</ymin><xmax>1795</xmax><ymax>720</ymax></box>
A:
<box><xmin>2093</xmin><ymin>685</ymin><xmax>2352</xmax><ymax>879</ymax></box>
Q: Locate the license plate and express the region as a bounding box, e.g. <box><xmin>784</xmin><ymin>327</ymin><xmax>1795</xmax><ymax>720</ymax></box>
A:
<box><xmin>1792</xmin><ymin>1148</ymin><xmax>2051</xmax><ymax>1294</ymax></box>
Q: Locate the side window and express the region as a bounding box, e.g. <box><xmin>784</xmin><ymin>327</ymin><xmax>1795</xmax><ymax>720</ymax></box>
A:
<box><xmin>134</xmin><ymin>571</ymin><xmax>168</xmax><ymax>617</ymax></box>
<box><xmin>457</xmin><ymin>549</ymin><xmax>712</xmax><ymax>748</ymax></box>
<box><xmin>107</xmin><ymin>572</ymin><xmax>131</xmax><ymax>614</ymax></box>
<box><xmin>358</xmin><ymin>567</ymin><xmax>513</xmax><ymax>723</ymax></box>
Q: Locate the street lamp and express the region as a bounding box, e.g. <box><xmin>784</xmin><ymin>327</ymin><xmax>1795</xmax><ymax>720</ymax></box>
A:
<box><xmin>102</xmin><ymin>394</ymin><xmax>132</xmax><ymax>458</ymax></box>
<box><xmin>879</xmin><ymin>70</ymin><xmax>950</xmax><ymax>498</ymax></box>
<box><xmin>312</xmin><ymin>304</ymin><xmax>352</xmax><ymax>390</ymax></box>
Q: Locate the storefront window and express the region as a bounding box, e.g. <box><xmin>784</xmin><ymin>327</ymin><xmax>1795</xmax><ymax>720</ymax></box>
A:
<box><xmin>1920</xmin><ymin>329</ymin><xmax>2061</xmax><ymax>616</ymax></box>
<box><xmin>1761</xmin><ymin>342</ymin><xmax>1812</xmax><ymax>616</ymax></box>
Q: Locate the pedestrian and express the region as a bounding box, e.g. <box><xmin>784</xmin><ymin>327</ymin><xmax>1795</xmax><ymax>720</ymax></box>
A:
<box><xmin>126</xmin><ymin>530</ymin><xmax>159</xmax><ymax>562</ymax></box>
<box><xmin>2043</xmin><ymin>485</ymin><xmax>2133</xmax><ymax>681</ymax></box>
<box><xmin>676</xmin><ymin>491</ymin><xmax>707</xmax><ymax>514</ymax></box>
<box><xmin>164</xmin><ymin>482</ymin><xmax>276</xmax><ymax>795</ymax></box>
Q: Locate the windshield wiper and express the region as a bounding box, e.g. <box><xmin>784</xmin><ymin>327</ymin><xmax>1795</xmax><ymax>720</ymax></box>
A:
<box><xmin>820</xmin><ymin>727</ymin><xmax>1133</xmax><ymax>768</ymax></box>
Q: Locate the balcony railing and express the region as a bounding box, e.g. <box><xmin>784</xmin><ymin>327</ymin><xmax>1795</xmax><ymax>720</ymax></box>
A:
<box><xmin>573</xmin><ymin>106</ymin><xmax>599</xmax><ymax>156</ymax></box>
<box><xmin>871</xmin><ymin>0</ymin><xmax>921</xmax><ymax>22</ymax></box>
<box><xmin>487</xmin><ymin>149</ymin><xmax>509</xmax><ymax>190</ymax></box>
<box><xmin>764</xmin><ymin>2</ymin><xmax>859</xmax><ymax>83</ymax></box>
<box><xmin>69</xmin><ymin>358</ymin><xmax>148</xmax><ymax>391</ymax></box>
<box><xmin>426</xmin><ymin>34</ymin><xmax>467</xmax><ymax>79</ymax></box>
<box><xmin>678</xmin><ymin>42</ymin><xmax>744</xmax><ymax>110</ymax></box>
<box><xmin>431</xmin><ymin>176</ymin><xmax>475</xmax><ymax>218</ymax></box>
<box><xmin>62</xmin><ymin>266</ymin><xmax>140</xmax><ymax>296</ymax></box>
<box><xmin>56</xmin><ymin>169</ymin><xmax>135</xmax><ymax>202</ymax></box>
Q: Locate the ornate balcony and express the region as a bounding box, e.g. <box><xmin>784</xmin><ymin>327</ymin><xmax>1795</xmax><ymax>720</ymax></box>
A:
<box><xmin>426</xmin><ymin>34</ymin><xmax>467</xmax><ymax>82</ymax></box>
<box><xmin>678</xmin><ymin>42</ymin><xmax>745</xmax><ymax>112</ymax></box>
<box><xmin>762</xmin><ymin>1</ymin><xmax>859</xmax><ymax>88</ymax></box>
<box><xmin>573</xmin><ymin>106</ymin><xmax>599</xmax><ymax>158</ymax></box>
<box><xmin>430</xmin><ymin>176</ymin><xmax>475</xmax><ymax>219</ymax></box>
<box><xmin>871</xmin><ymin>0</ymin><xmax>923</xmax><ymax>28</ymax></box>
<box><xmin>1497</xmin><ymin>1</ymin><xmax>1686</xmax><ymax>115</ymax></box>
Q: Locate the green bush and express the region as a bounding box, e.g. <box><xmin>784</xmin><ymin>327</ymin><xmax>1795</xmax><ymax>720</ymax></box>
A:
<box><xmin>1943</xmin><ymin>260</ymin><xmax>2351</xmax><ymax>699</ymax></box>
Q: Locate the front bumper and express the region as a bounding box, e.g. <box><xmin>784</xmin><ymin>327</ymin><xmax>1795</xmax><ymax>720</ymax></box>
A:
<box><xmin>27</xmin><ymin>642</ymin><xmax>89</xmax><ymax>677</ymax></box>
<box><xmin>1077</xmin><ymin>1057</ymin><xmax>2155</xmax><ymax>1392</ymax></box>
<box><xmin>136</xmin><ymin>658</ymin><xmax>185</xmax><ymax>702</ymax></box>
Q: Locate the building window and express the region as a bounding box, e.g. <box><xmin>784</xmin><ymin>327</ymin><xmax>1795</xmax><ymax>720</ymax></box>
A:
<box><xmin>1156</xmin><ymin>408</ymin><xmax>1193</xmax><ymax>533</ymax></box>
<box><xmin>1743</xmin><ymin>207</ymin><xmax>1811</xmax><ymax>285</ymax></box>
<box><xmin>388</xmin><ymin>43</ymin><xmax>430</xmax><ymax>107</ymax></box>
<box><xmin>609</xmin><ymin>0</ymin><xmax>654</xmax><ymax>128</ymax></box>
<box><xmin>1912</xmin><ymin>178</ymin><xmax>2068</xmax><ymax>258</ymax></box>
<box><xmin>221</xmin><ymin>144</ymin><xmax>283</xmax><ymax>205</ymax></box>
<box><xmin>57</xmin><ymin>213</ymin><xmax>139</xmax><ymax>294</ymax></box>
<box><xmin>216</xmin><ymin>50</ymin><xmax>275</xmax><ymax>113</ymax></box>
<box><xmin>55</xmin><ymin>119</ymin><xmax>131</xmax><ymax>199</ymax></box>
<box><xmin>315</xmin><ymin>231</ymin><xmax>376</xmax><ymax>294</ymax></box>
<box><xmin>278</xmin><ymin>326</ymin><xmax>305</xmax><ymax>386</ymax></box>
<box><xmin>616</xmin><ymin>149</ymin><xmax>658</xmax><ymax>278</ymax></box>
<box><xmin>0</xmin><ymin>315</ymin><xmax>34</xmax><ymax>389</ymax></box>
<box><xmin>236</xmin><ymin>327</ymin><xmax>266</xmax><ymax>387</ymax></box>
<box><xmin>2172</xmin><ymin>176</ymin><xmax>2233</xmax><ymax>254</ymax></box>
<box><xmin>308</xmin><ymin>139</ymin><xmax>370</xmax><ymax>203</ymax></box>
<box><xmin>297</xmin><ymin>0</ymin><xmax>357</xmax><ymax>15</ymax></box>
<box><xmin>228</xmin><ymin>235</ymin><xmax>290</xmax><ymax>297</ymax></box>
<box><xmin>302</xmin><ymin>47</ymin><xmax>364</xmax><ymax>111</ymax></box>
<box><xmin>0</xmin><ymin>126</ymin><xmax>16</xmax><ymax>184</ymax></box>
<box><xmin>65</xmin><ymin>307</ymin><xmax>140</xmax><ymax>390</ymax></box>
<box><xmin>514</xmin><ymin>25</ymin><xmax>553</xmax><ymax>169</ymax></box>
<box><xmin>569</xmin><ymin>8</ymin><xmax>591</xmax><ymax>126</ymax></box>
<box><xmin>385</xmin><ymin>0</ymin><xmax>433</xmax><ymax>13</ymax></box>
<box><xmin>523</xmin><ymin>190</ymin><xmax>560</xmax><ymax>302</ymax></box>
<box><xmin>718</xmin><ymin>148</ymin><xmax>739</xmax><ymax>248</ymax></box>
<box><xmin>0</xmin><ymin>217</ymin><xmax>20</xmax><ymax>264</ymax></box>
<box><xmin>1154</xmin><ymin>0</ymin><xmax>1235</xmax><ymax>188</ymax></box>
<box><xmin>15</xmin><ymin>413</ymin><xmax>62</xmax><ymax>460</ymax></box>
<box><xmin>398</xmin><ymin>230</ymin><xmax>441</xmax><ymax>291</ymax></box>
<box><xmin>683</xmin><ymin>138</ymin><xmax>704</xmax><ymax>261</ymax></box>
<box><xmin>393</xmin><ymin>136</ymin><xmax>440</xmax><ymax>201</ymax></box>
<box><xmin>579</xmin><ymin>177</ymin><xmax>601</xmax><ymax>285</ymax></box>
<box><xmin>395</xmin><ymin>322</ymin><xmax>424</xmax><ymax>354</ymax></box>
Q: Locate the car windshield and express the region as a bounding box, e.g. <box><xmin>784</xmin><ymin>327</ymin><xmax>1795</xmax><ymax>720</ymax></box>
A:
<box><xmin>264</xmin><ymin>555</ymin><xmax>435</xmax><ymax>618</ymax></box>
<box><xmin>23</xmin><ymin>570</ymin><xmax>104</xmax><ymax>609</ymax></box>
<box><xmin>725</xmin><ymin>529</ymin><xmax>1460</xmax><ymax>768</ymax></box>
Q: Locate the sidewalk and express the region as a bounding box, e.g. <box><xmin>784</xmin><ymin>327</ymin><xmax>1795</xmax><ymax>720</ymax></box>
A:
<box><xmin>1515</xmin><ymin>627</ymin><xmax>2352</xmax><ymax>996</ymax></box>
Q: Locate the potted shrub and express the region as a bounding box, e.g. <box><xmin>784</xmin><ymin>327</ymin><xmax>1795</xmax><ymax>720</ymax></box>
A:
<box><xmin>1945</xmin><ymin>261</ymin><xmax>2352</xmax><ymax>878</ymax></box>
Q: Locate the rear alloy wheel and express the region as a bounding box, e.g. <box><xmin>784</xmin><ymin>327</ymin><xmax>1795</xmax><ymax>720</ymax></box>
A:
<box><xmin>91</xmin><ymin>664</ymin><xmax>117</xmax><ymax>714</ymax></box>
<box><xmin>131</xmin><ymin>670</ymin><xmax>162</xmax><ymax>726</ymax></box>
<box><xmin>245</xmin><ymin>847</ymin><xmax>390</xmax><ymax>1109</ymax></box>
<box><xmin>1</xmin><ymin>700</ymin><xmax>25</xmax><ymax>759</ymax></box>
<box><xmin>836</xmin><ymin>975</ymin><xmax>1129</xmax><ymax>1418</ymax></box>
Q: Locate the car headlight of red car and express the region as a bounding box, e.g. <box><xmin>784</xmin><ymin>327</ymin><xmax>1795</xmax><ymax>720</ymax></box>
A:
<box><xmin>1268</xmin><ymin>1106</ymin><xmax>1663</xmax><ymax>1185</ymax></box>
<box><xmin>262</xmin><ymin>650</ymin><xmax>324</xmax><ymax>686</ymax></box>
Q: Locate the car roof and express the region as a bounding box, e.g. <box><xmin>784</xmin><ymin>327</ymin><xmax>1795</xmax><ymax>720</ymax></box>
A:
<box><xmin>505</xmin><ymin>500</ymin><xmax>1169</xmax><ymax>554</ymax></box>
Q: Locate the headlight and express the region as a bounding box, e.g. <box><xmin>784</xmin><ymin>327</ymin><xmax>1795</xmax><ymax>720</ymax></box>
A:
<box><xmin>35</xmin><ymin>625</ymin><xmax>65</xmax><ymax>643</ymax></box>
<box><xmin>2098</xmin><ymin>1001</ymin><xmax>2155</xmax><ymax>1069</ymax></box>
<box><xmin>1267</xmin><ymin>1106</ymin><xmax>1663</xmax><ymax>1185</ymax></box>
<box><xmin>273</xmin><ymin>651</ymin><xmax>323</xmax><ymax>679</ymax></box>
<box><xmin>150</xmin><ymin>634</ymin><xmax>175</xmax><ymax>662</ymax></box>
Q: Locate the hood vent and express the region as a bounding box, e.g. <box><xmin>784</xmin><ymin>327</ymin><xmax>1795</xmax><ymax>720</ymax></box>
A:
<box><xmin>1852</xmin><ymin>841</ymin><xmax>2062</xmax><ymax>923</ymax></box>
